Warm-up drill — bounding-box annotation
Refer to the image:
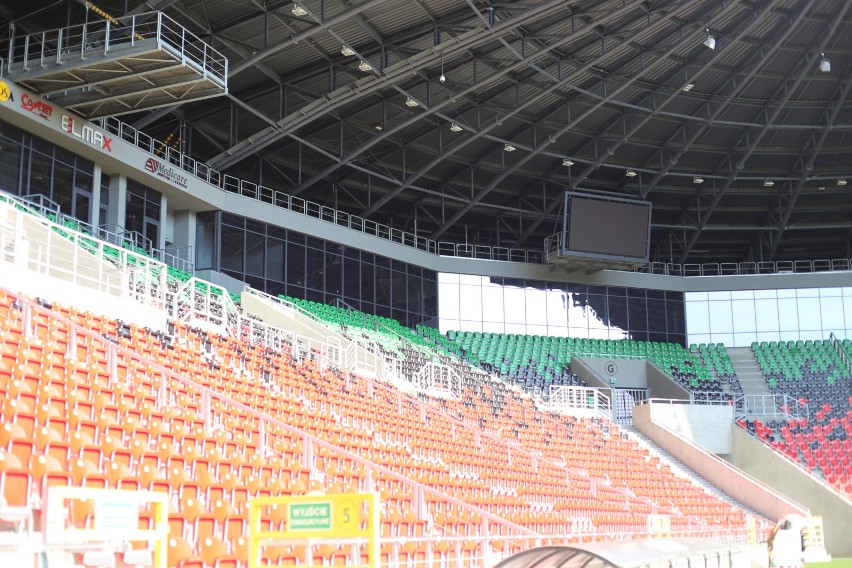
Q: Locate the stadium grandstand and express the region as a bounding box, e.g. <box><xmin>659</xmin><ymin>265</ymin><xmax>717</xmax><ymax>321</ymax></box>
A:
<box><xmin>0</xmin><ymin>0</ymin><xmax>851</xmax><ymax>566</ymax></box>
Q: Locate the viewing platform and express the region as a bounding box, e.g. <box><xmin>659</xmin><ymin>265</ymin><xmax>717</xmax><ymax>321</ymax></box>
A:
<box><xmin>0</xmin><ymin>11</ymin><xmax>227</xmax><ymax>119</ymax></box>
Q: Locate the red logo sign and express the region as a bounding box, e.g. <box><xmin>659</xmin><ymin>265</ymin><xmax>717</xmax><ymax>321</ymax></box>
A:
<box><xmin>61</xmin><ymin>115</ymin><xmax>113</xmax><ymax>152</ymax></box>
<box><xmin>20</xmin><ymin>93</ymin><xmax>53</xmax><ymax>120</ymax></box>
<box><xmin>144</xmin><ymin>157</ymin><xmax>188</xmax><ymax>189</ymax></box>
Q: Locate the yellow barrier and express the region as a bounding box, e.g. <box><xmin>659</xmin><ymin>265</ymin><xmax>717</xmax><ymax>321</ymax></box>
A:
<box><xmin>248</xmin><ymin>492</ymin><xmax>380</xmax><ymax>568</ymax></box>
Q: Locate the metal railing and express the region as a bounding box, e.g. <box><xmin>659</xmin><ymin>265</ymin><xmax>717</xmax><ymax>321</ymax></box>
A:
<box><xmin>733</xmin><ymin>393</ymin><xmax>809</xmax><ymax>422</ymax></box>
<box><xmin>4</xmin><ymin>190</ymin><xmax>194</xmax><ymax>273</ymax></box>
<box><xmin>0</xmin><ymin>11</ymin><xmax>226</xmax><ymax>88</ymax></box>
<box><xmin>828</xmin><ymin>332</ymin><xmax>852</xmax><ymax>377</ymax></box>
<box><xmin>92</xmin><ymin>118</ymin><xmax>852</xmax><ymax>275</ymax></box>
<box><xmin>0</xmin><ymin>197</ymin><xmax>168</xmax><ymax>311</ymax></box>
<box><xmin>547</xmin><ymin>385</ymin><xmax>612</xmax><ymax>419</ymax></box>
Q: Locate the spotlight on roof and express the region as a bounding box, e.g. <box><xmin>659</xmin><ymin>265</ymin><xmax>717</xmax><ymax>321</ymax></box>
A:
<box><xmin>504</xmin><ymin>143</ymin><xmax>516</xmax><ymax>152</ymax></box>
<box><xmin>291</xmin><ymin>3</ymin><xmax>307</xmax><ymax>16</ymax></box>
<box><xmin>625</xmin><ymin>169</ymin><xmax>637</xmax><ymax>178</ymax></box>
<box><xmin>703</xmin><ymin>29</ymin><xmax>716</xmax><ymax>50</ymax></box>
<box><xmin>562</xmin><ymin>159</ymin><xmax>574</xmax><ymax>167</ymax></box>
<box><xmin>682</xmin><ymin>83</ymin><xmax>695</xmax><ymax>92</ymax></box>
<box><xmin>341</xmin><ymin>45</ymin><xmax>355</xmax><ymax>57</ymax></box>
<box><xmin>449</xmin><ymin>123</ymin><xmax>462</xmax><ymax>132</ymax></box>
<box><xmin>819</xmin><ymin>53</ymin><xmax>831</xmax><ymax>73</ymax></box>
<box><xmin>838</xmin><ymin>179</ymin><xmax>848</xmax><ymax>187</ymax></box>
<box><xmin>763</xmin><ymin>179</ymin><xmax>775</xmax><ymax>188</ymax></box>
<box><xmin>358</xmin><ymin>60</ymin><xmax>372</xmax><ymax>72</ymax></box>
<box><xmin>405</xmin><ymin>97</ymin><xmax>418</xmax><ymax>108</ymax></box>
<box><xmin>693</xmin><ymin>176</ymin><xmax>704</xmax><ymax>184</ymax></box>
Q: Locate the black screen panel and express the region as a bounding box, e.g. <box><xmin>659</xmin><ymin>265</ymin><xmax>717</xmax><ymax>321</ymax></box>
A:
<box><xmin>565</xmin><ymin>194</ymin><xmax>650</xmax><ymax>260</ymax></box>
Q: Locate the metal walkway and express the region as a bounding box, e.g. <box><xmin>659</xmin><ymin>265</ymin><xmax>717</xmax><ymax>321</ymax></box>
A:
<box><xmin>0</xmin><ymin>11</ymin><xmax>227</xmax><ymax>119</ymax></box>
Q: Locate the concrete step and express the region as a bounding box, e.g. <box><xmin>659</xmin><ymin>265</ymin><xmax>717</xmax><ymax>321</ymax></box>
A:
<box><xmin>621</xmin><ymin>426</ymin><xmax>764</xmax><ymax>520</ymax></box>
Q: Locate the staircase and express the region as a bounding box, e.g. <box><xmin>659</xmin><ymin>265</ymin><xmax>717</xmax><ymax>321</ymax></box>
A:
<box><xmin>621</xmin><ymin>425</ymin><xmax>765</xmax><ymax>520</ymax></box>
<box><xmin>727</xmin><ymin>347</ymin><xmax>772</xmax><ymax>396</ymax></box>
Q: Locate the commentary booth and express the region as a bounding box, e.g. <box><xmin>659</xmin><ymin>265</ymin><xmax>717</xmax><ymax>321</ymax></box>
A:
<box><xmin>493</xmin><ymin>539</ymin><xmax>766</xmax><ymax>568</ymax></box>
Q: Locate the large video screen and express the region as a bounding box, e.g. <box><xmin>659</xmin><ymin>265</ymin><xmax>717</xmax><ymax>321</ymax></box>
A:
<box><xmin>564</xmin><ymin>193</ymin><xmax>651</xmax><ymax>261</ymax></box>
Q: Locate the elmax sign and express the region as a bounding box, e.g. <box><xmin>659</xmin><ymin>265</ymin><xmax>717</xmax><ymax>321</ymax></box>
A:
<box><xmin>61</xmin><ymin>115</ymin><xmax>113</xmax><ymax>152</ymax></box>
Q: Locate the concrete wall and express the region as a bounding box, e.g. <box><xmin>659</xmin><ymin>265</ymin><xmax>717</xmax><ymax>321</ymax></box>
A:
<box><xmin>730</xmin><ymin>427</ymin><xmax>852</xmax><ymax>557</ymax></box>
<box><xmin>646</xmin><ymin>401</ymin><xmax>734</xmax><ymax>454</ymax></box>
<box><xmin>633</xmin><ymin>403</ymin><xmax>808</xmax><ymax>525</ymax></box>
<box><xmin>578</xmin><ymin>357</ymin><xmax>647</xmax><ymax>387</ymax></box>
<box><xmin>646</xmin><ymin>364</ymin><xmax>691</xmax><ymax>400</ymax></box>
<box><xmin>240</xmin><ymin>292</ymin><xmax>331</xmax><ymax>345</ymax></box>
<box><xmin>571</xmin><ymin>357</ymin><xmax>689</xmax><ymax>401</ymax></box>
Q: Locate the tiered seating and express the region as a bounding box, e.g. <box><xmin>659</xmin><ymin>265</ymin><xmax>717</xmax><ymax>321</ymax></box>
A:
<box><xmin>740</xmin><ymin>340</ymin><xmax>852</xmax><ymax>498</ymax></box>
<box><xmin>689</xmin><ymin>343</ymin><xmax>742</xmax><ymax>399</ymax></box>
<box><xmin>441</xmin><ymin>332</ymin><xmax>717</xmax><ymax>397</ymax></box>
<box><xmin>1</xmin><ymin>288</ymin><xmax>765</xmax><ymax>567</ymax></box>
<box><xmin>279</xmin><ymin>299</ymin><xmax>728</xmax><ymax>402</ymax></box>
<box><xmin>753</xmin><ymin>339</ymin><xmax>852</xmax><ymax>395</ymax></box>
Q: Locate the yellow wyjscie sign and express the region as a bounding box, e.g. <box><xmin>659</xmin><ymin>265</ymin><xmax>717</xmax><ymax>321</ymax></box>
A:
<box><xmin>248</xmin><ymin>492</ymin><xmax>379</xmax><ymax>568</ymax></box>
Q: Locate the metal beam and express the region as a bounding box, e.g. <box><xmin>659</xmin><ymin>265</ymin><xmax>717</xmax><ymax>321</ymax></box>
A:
<box><xmin>207</xmin><ymin>0</ymin><xmax>577</xmax><ymax>170</ymax></box>
<box><xmin>429</xmin><ymin>0</ymin><xmax>723</xmax><ymax>240</ymax></box>
<box><xmin>677</xmin><ymin>0</ymin><xmax>846</xmax><ymax>262</ymax></box>
<box><xmin>767</xmin><ymin>62</ymin><xmax>852</xmax><ymax>259</ymax></box>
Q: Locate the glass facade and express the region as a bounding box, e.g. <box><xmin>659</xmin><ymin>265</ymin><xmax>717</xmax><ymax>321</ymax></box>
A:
<box><xmin>438</xmin><ymin>274</ymin><xmax>685</xmax><ymax>344</ymax></box>
<box><xmin>197</xmin><ymin>211</ymin><xmax>438</xmax><ymax>327</ymax></box>
<box><xmin>125</xmin><ymin>180</ymin><xmax>162</xmax><ymax>250</ymax></box>
<box><xmin>0</xmin><ymin>119</ymin><xmax>94</xmax><ymax>223</ymax></box>
<box><xmin>686</xmin><ymin>287</ymin><xmax>852</xmax><ymax>346</ymax></box>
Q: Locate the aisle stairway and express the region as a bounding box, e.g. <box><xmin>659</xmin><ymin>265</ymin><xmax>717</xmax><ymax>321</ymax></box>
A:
<box><xmin>621</xmin><ymin>426</ymin><xmax>763</xmax><ymax>520</ymax></box>
<box><xmin>727</xmin><ymin>348</ymin><xmax>771</xmax><ymax>397</ymax></box>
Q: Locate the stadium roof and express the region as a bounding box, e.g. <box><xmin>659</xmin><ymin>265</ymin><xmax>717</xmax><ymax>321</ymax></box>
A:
<box><xmin>4</xmin><ymin>0</ymin><xmax>852</xmax><ymax>266</ymax></box>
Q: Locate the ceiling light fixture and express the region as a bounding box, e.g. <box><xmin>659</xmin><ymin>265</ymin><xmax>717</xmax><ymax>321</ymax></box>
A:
<box><xmin>341</xmin><ymin>46</ymin><xmax>355</xmax><ymax>57</ymax></box>
<box><xmin>291</xmin><ymin>3</ymin><xmax>307</xmax><ymax>16</ymax></box>
<box><xmin>439</xmin><ymin>52</ymin><xmax>446</xmax><ymax>83</ymax></box>
<box><xmin>449</xmin><ymin>123</ymin><xmax>462</xmax><ymax>132</ymax></box>
<box><xmin>374</xmin><ymin>123</ymin><xmax>383</xmax><ymax>131</ymax></box>
<box><xmin>838</xmin><ymin>179</ymin><xmax>847</xmax><ymax>187</ymax></box>
<box><xmin>693</xmin><ymin>176</ymin><xmax>704</xmax><ymax>184</ymax></box>
<box><xmin>703</xmin><ymin>29</ymin><xmax>716</xmax><ymax>50</ymax></box>
<box><xmin>626</xmin><ymin>169</ymin><xmax>637</xmax><ymax>177</ymax></box>
<box><xmin>763</xmin><ymin>179</ymin><xmax>775</xmax><ymax>188</ymax></box>
<box><xmin>683</xmin><ymin>83</ymin><xmax>695</xmax><ymax>92</ymax></box>
<box><xmin>819</xmin><ymin>53</ymin><xmax>831</xmax><ymax>73</ymax></box>
<box><xmin>562</xmin><ymin>159</ymin><xmax>574</xmax><ymax>167</ymax></box>
<box><xmin>358</xmin><ymin>60</ymin><xmax>372</xmax><ymax>72</ymax></box>
<box><xmin>405</xmin><ymin>97</ymin><xmax>418</xmax><ymax>107</ymax></box>
<box><xmin>504</xmin><ymin>143</ymin><xmax>516</xmax><ymax>152</ymax></box>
